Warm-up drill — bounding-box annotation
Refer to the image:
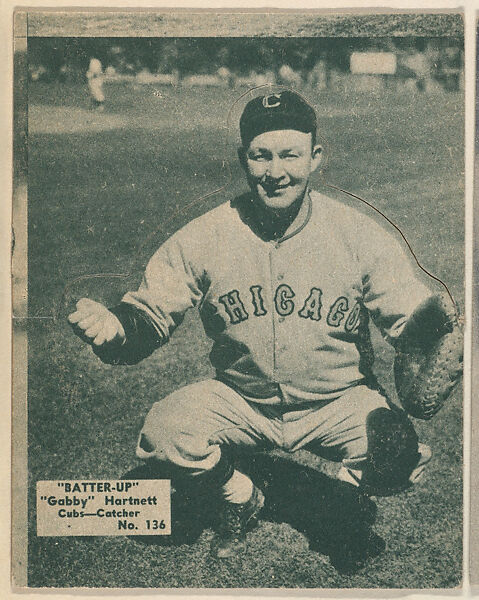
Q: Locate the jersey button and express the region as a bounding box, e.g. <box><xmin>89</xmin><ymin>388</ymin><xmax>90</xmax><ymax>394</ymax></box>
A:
<box><xmin>277</xmin><ymin>273</ymin><xmax>284</xmax><ymax>281</ymax></box>
<box><xmin>278</xmin><ymin>316</ymin><xmax>285</xmax><ymax>323</ymax></box>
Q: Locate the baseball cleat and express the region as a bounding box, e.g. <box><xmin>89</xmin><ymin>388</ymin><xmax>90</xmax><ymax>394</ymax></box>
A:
<box><xmin>337</xmin><ymin>443</ymin><xmax>432</xmax><ymax>495</ymax></box>
<box><xmin>211</xmin><ymin>485</ymin><xmax>265</xmax><ymax>559</ymax></box>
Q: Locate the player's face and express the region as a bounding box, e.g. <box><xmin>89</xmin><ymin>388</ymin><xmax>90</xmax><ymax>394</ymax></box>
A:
<box><xmin>241</xmin><ymin>130</ymin><xmax>322</xmax><ymax>211</ymax></box>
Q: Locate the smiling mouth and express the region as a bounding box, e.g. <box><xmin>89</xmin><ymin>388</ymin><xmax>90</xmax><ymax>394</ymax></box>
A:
<box><xmin>261</xmin><ymin>183</ymin><xmax>290</xmax><ymax>196</ymax></box>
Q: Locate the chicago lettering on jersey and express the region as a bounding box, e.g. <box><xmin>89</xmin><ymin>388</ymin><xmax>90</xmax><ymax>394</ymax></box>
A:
<box><xmin>218</xmin><ymin>285</ymin><xmax>361</xmax><ymax>332</ymax></box>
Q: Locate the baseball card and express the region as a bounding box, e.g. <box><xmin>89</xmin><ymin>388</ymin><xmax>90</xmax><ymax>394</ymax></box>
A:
<box><xmin>10</xmin><ymin>8</ymin><xmax>466</xmax><ymax>593</ymax></box>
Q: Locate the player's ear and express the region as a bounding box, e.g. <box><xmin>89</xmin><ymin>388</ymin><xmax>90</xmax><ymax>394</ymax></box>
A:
<box><xmin>310</xmin><ymin>144</ymin><xmax>323</xmax><ymax>173</ymax></box>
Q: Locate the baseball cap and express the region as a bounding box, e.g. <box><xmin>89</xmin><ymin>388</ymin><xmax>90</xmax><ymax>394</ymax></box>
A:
<box><xmin>240</xmin><ymin>90</ymin><xmax>317</xmax><ymax>147</ymax></box>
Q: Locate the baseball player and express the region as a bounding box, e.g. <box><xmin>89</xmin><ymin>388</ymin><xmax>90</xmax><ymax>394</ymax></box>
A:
<box><xmin>68</xmin><ymin>90</ymin><xmax>462</xmax><ymax>560</ymax></box>
<box><xmin>86</xmin><ymin>57</ymin><xmax>105</xmax><ymax>111</ymax></box>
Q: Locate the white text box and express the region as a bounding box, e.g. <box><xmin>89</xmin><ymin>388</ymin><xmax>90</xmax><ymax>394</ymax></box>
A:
<box><xmin>37</xmin><ymin>480</ymin><xmax>171</xmax><ymax>536</ymax></box>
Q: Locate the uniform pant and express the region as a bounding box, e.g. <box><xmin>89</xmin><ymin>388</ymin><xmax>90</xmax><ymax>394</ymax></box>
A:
<box><xmin>136</xmin><ymin>379</ymin><xmax>390</xmax><ymax>479</ymax></box>
<box><xmin>88</xmin><ymin>77</ymin><xmax>105</xmax><ymax>102</ymax></box>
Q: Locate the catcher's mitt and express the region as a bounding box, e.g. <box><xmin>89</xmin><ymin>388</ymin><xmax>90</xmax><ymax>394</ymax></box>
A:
<box><xmin>394</xmin><ymin>293</ymin><xmax>463</xmax><ymax>420</ymax></box>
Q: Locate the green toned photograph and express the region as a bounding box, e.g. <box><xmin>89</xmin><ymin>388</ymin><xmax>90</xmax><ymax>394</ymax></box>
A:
<box><xmin>15</xmin><ymin>11</ymin><xmax>464</xmax><ymax>589</ymax></box>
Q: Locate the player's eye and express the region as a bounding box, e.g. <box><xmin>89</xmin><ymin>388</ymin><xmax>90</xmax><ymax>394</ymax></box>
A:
<box><xmin>248</xmin><ymin>148</ymin><xmax>273</xmax><ymax>161</ymax></box>
<box><xmin>250</xmin><ymin>156</ymin><xmax>268</xmax><ymax>163</ymax></box>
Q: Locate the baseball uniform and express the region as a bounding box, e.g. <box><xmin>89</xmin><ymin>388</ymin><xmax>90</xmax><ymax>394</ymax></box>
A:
<box><xmin>110</xmin><ymin>189</ymin><xmax>434</xmax><ymax>475</ymax></box>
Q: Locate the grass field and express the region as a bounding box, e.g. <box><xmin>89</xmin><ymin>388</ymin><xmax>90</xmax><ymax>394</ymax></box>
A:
<box><xmin>26</xmin><ymin>79</ymin><xmax>464</xmax><ymax>588</ymax></box>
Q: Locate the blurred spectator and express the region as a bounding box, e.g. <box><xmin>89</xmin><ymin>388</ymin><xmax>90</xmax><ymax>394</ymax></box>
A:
<box><xmin>217</xmin><ymin>66</ymin><xmax>235</xmax><ymax>88</ymax></box>
<box><xmin>402</xmin><ymin>46</ymin><xmax>429</xmax><ymax>92</ymax></box>
<box><xmin>307</xmin><ymin>59</ymin><xmax>330</xmax><ymax>90</ymax></box>
<box><xmin>29</xmin><ymin>64</ymin><xmax>47</xmax><ymax>82</ymax></box>
<box><xmin>439</xmin><ymin>46</ymin><xmax>462</xmax><ymax>92</ymax></box>
<box><xmin>278</xmin><ymin>64</ymin><xmax>303</xmax><ymax>89</ymax></box>
<box><xmin>86</xmin><ymin>57</ymin><xmax>105</xmax><ymax>111</ymax></box>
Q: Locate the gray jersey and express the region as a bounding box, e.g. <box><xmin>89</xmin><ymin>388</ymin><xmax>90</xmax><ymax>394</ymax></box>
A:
<box><xmin>123</xmin><ymin>190</ymin><xmax>432</xmax><ymax>404</ymax></box>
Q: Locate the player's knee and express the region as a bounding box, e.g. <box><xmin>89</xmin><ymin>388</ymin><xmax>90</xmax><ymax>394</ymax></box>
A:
<box><xmin>137</xmin><ymin>396</ymin><xmax>212</xmax><ymax>462</ymax></box>
<box><xmin>146</xmin><ymin>389</ymin><xmax>193</xmax><ymax>431</ymax></box>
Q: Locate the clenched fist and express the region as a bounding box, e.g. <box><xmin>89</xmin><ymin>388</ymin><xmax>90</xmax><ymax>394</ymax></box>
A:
<box><xmin>68</xmin><ymin>298</ymin><xmax>126</xmax><ymax>347</ymax></box>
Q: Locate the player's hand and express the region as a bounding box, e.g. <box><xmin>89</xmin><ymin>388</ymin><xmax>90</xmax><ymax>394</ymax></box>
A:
<box><xmin>68</xmin><ymin>298</ymin><xmax>126</xmax><ymax>347</ymax></box>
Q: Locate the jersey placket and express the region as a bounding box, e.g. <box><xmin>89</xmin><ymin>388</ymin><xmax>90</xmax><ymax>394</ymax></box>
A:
<box><xmin>266</xmin><ymin>194</ymin><xmax>312</xmax><ymax>406</ymax></box>
<box><xmin>269</xmin><ymin>239</ymin><xmax>289</xmax><ymax>394</ymax></box>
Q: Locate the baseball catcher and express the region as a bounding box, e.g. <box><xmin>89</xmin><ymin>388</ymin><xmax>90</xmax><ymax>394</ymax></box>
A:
<box><xmin>68</xmin><ymin>90</ymin><xmax>463</xmax><ymax>559</ymax></box>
